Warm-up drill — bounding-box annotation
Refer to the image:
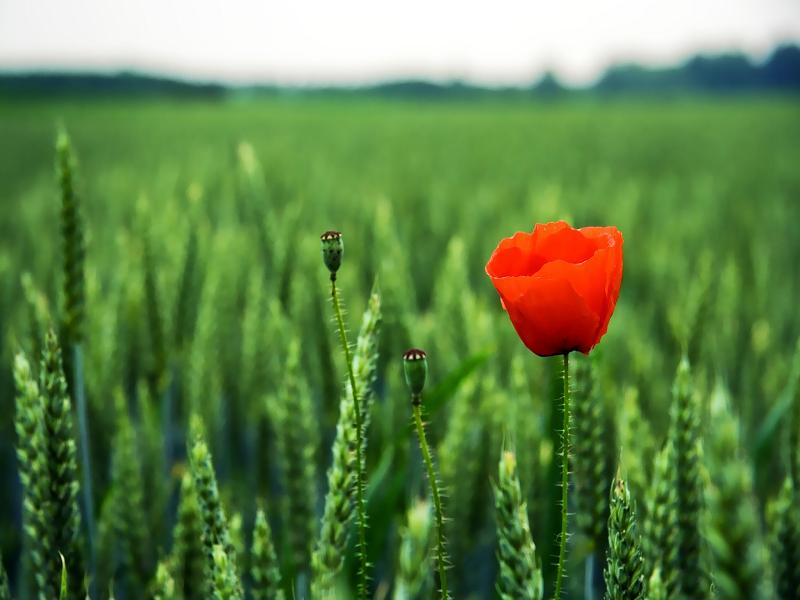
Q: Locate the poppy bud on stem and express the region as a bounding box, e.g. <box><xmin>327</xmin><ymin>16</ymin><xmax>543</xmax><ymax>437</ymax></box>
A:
<box><xmin>403</xmin><ymin>349</ymin><xmax>450</xmax><ymax>600</ymax></box>
<box><xmin>320</xmin><ymin>230</ymin><xmax>369</xmax><ymax>600</ymax></box>
<box><xmin>403</xmin><ymin>348</ymin><xmax>427</xmax><ymax>405</ymax></box>
<box><xmin>320</xmin><ymin>230</ymin><xmax>343</xmax><ymax>281</ymax></box>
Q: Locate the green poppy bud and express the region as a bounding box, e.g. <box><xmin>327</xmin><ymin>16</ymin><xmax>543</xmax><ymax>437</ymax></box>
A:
<box><xmin>403</xmin><ymin>348</ymin><xmax>428</xmax><ymax>403</ymax></box>
<box><xmin>320</xmin><ymin>230</ymin><xmax>343</xmax><ymax>276</ymax></box>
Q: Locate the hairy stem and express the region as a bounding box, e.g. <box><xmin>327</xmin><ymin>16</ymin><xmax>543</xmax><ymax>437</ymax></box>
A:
<box><xmin>330</xmin><ymin>276</ymin><xmax>368</xmax><ymax>600</ymax></box>
<box><xmin>555</xmin><ymin>352</ymin><xmax>570</xmax><ymax>599</ymax></box>
<box><xmin>413</xmin><ymin>399</ymin><xmax>449</xmax><ymax>599</ymax></box>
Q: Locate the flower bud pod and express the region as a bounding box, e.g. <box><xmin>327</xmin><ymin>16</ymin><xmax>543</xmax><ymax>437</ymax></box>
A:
<box><xmin>320</xmin><ymin>230</ymin><xmax>343</xmax><ymax>276</ymax></box>
<box><xmin>403</xmin><ymin>348</ymin><xmax>428</xmax><ymax>403</ymax></box>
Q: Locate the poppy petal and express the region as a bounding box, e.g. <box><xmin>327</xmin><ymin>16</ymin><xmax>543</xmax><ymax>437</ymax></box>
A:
<box><xmin>504</xmin><ymin>277</ymin><xmax>600</xmax><ymax>356</ymax></box>
<box><xmin>486</xmin><ymin>231</ymin><xmax>538</xmax><ymax>278</ymax></box>
<box><xmin>580</xmin><ymin>226</ymin><xmax>624</xmax><ymax>336</ymax></box>
<box><xmin>533</xmin><ymin>248</ymin><xmax>611</xmax><ymax>324</ymax></box>
<box><xmin>532</xmin><ymin>222</ymin><xmax>597</xmax><ymax>265</ymax></box>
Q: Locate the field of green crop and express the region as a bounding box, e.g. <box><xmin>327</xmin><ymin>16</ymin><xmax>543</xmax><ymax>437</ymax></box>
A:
<box><xmin>0</xmin><ymin>96</ymin><xmax>799</xmax><ymax>599</ymax></box>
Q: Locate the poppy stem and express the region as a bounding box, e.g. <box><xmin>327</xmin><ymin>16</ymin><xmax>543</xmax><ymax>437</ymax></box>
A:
<box><xmin>555</xmin><ymin>352</ymin><xmax>570</xmax><ymax>599</ymax></box>
<box><xmin>412</xmin><ymin>396</ymin><xmax>449</xmax><ymax>600</ymax></box>
<box><xmin>330</xmin><ymin>276</ymin><xmax>369</xmax><ymax>600</ymax></box>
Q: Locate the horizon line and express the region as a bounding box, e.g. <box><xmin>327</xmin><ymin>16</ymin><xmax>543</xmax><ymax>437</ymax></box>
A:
<box><xmin>1</xmin><ymin>40</ymin><xmax>796</xmax><ymax>90</ymax></box>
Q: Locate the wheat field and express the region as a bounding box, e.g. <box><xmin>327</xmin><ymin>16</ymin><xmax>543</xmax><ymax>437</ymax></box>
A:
<box><xmin>0</xmin><ymin>96</ymin><xmax>799</xmax><ymax>599</ymax></box>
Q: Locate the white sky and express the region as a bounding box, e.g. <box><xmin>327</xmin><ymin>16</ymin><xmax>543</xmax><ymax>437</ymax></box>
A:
<box><xmin>1</xmin><ymin>0</ymin><xmax>798</xmax><ymax>86</ymax></box>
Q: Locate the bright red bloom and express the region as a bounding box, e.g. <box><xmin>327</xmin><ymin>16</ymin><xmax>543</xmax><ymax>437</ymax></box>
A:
<box><xmin>485</xmin><ymin>221</ymin><xmax>623</xmax><ymax>357</ymax></box>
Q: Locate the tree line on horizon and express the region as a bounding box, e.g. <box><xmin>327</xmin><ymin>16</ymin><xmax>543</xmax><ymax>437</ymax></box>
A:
<box><xmin>0</xmin><ymin>43</ymin><xmax>798</xmax><ymax>99</ymax></box>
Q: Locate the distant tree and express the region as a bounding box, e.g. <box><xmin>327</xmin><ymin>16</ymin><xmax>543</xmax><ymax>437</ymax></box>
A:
<box><xmin>531</xmin><ymin>71</ymin><xmax>565</xmax><ymax>99</ymax></box>
<box><xmin>762</xmin><ymin>44</ymin><xmax>800</xmax><ymax>89</ymax></box>
<box><xmin>683</xmin><ymin>54</ymin><xmax>757</xmax><ymax>91</ymax></box>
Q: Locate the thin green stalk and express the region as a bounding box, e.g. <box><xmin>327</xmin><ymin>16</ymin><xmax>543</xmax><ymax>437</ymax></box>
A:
<box><xmin>584</xmin><ymin>554</ymin><xmax>595</xmax><ymax>600</ymax></box>
<box><xmin>72</xmin><ymin>344</ymin><xmax>96</xmax><ymax>583</ymax></box>
<box><xmin>555</xmin><ymin>352</ymin><xmax>570</xmax><ymax>599</ymax></box>
<box><xmin>330</xmin><ymin>275</ymin><xmax>369</xmax><ymax>600</ymax></box>
<box><xmin>412</xmin><ymin>400</ymin><xmax>449</xmax><ymax>600</ymax></box>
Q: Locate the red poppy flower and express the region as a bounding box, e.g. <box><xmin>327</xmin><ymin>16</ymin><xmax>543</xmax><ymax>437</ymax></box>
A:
<box><xmin>485</xmin><ymin>221</ymin><xmax>623</xmax><ymax>357</ymax></box>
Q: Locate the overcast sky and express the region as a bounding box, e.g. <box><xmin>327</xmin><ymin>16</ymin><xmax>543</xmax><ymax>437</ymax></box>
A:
<box><xmin>1</xmin><ymin>0</ymin><xmax>798</xmax><ymax>85</ymax></box>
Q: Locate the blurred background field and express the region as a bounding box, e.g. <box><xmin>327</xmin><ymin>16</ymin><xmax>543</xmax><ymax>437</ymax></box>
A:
<box><xmin>0</xmin><ymin>90</ymin><xmax>799</xmax><ymax>597</ymax></box>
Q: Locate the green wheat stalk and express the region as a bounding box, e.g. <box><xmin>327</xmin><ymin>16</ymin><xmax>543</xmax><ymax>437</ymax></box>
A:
<box><xmin>109</xmin><ymin>390</ymin><xmax>152</xmax><ymax>590</ymax></box>
<box><xmin>56</xmin><ymin>131</ymin><xmax>85</xmax><ymax>349</ymax></box>
<box><xmin>647</xmin><ymin>568</ymin><xmax>666</xmax><ymax>600</ymax></box>
<box><xmin>14</xmin><ymin>353</ymin><xmax>42</xmax><ymax>563</ymax></box>
<box><xmin>142</xmin><ymin>233</ymin><xmax>168</xmax><ymax>396</ymax></box>
<box><xmin>21</xmin><ymin>272</ymin><xmax>50</xmax><ymax>361</ymax></box>
<box><xmin>150</xmin><ymin>560</ymin><xmax>177</xmax><ymax>600</ymax></box>
<box><xmin>706</xmin><ymin>384</ymin><xmax>774</xmax><ymax>600</ymax></box>
<box><xmin>616</xmin><ymin>387</ymin><xmax>656</xmax><ymax>508</ymax></box>
<box><xmin>240</xmin><ymin>271</ymin><xmax>268</xmax><ymax>416</ymax></box>
<box><xmin>189</xmin><ymin>420</ymin><xmax>243</xmax><ymax>599</ymax></box>
<box><xmin>768</xmin><ymin>478</ymin><xmax>800</xmax><ymax>600</ymax></box>
<box><xmin>173</xmin><ymin>225</ymin><xmax>200</xmax><ymax>352</ymax></box>
<box><xmin>429</xmin><ymin>237</ymin><xmax>471</xmax><ymax>375</ymax></box>
<box><xmin>211</xmin><ymin>545</ymin><xmax>241</xmax><ymax>600</ymax></box>
<box><xmin>171</xmin><ymin>471</ymin><xmax>206</xmax><ymax>600</ymax></box>
<box><xmin>228</xmin><ymin>511</ymin><xmax>246</xmax><ymax>583</ymax></box>
<box><xmin>603</xmin><ymin>474</ymin><xmax>646</xmax><ymax>600</ymax></box>
<box><xmin>573</xmin><ymin>358</ymin><xmax>614</xmax><ymax>547</ymax></box>
<box><xmin>311</xmin><ymin>288</ymin><xmax>381</xmax><ymax>597</ymax></box>
<box><xmin>573</xmin><ymin>357</ymin><xmax>615</xmax><ymax>597</ymax></box>
<box><xmin>16</xmin><ymin>332</ymin><xmax>86</xmax><ymax>599</ymax></box>
<box><xmin>642</xmin><ymin>442</ymin><xmax>678</xmax><ymax>594</ymax></box>
<box><xmin>438</xmin><ymin>378</ymin><xmax>482</xmax><ymax>572</ymax></box>
<box><xmin>665</xmin><ymin>358</ymin><xmax>707</xmax><ymax>599</ymax></box>
<box><xmin>372</xmin><ymin>199</ymin><xmax>415</xmax><ymax>378</ymax></box>
<box><xmin>136</xmin><ymin>384</ymin><xmax>169</xmax><ymax>553</ymax></box>
<box><xmin>273</xmin><ymin>339</ymin><xmax>318</xmax><ymax>593</ymax></box>
<box><xmin>393</xmin><ymin>500</ymin><xmax>433</xmax><ymax>600</ymax></box>
<box><xmin>40</xmin><ymin>331</ymin><xmax>87</xmax><ymax>599</ymax></box>
<box><xmin>56</xmin><ymin>130</ymin><xmax>95</xmax><ymax>579</ymax></box>
<box><xmin>251</xmin><ymin>505</ymin><xmax>285</xmax><ymax>600</ymax></box>
<box><xmin>185</xmin><ymin>267</ymin><xmax>222</xmax><ymax>434</ymax></box>
<box><xmin>494</xmin><ymin>450</ymin><xmax>543</xmax><ymax>600</ymax></box>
